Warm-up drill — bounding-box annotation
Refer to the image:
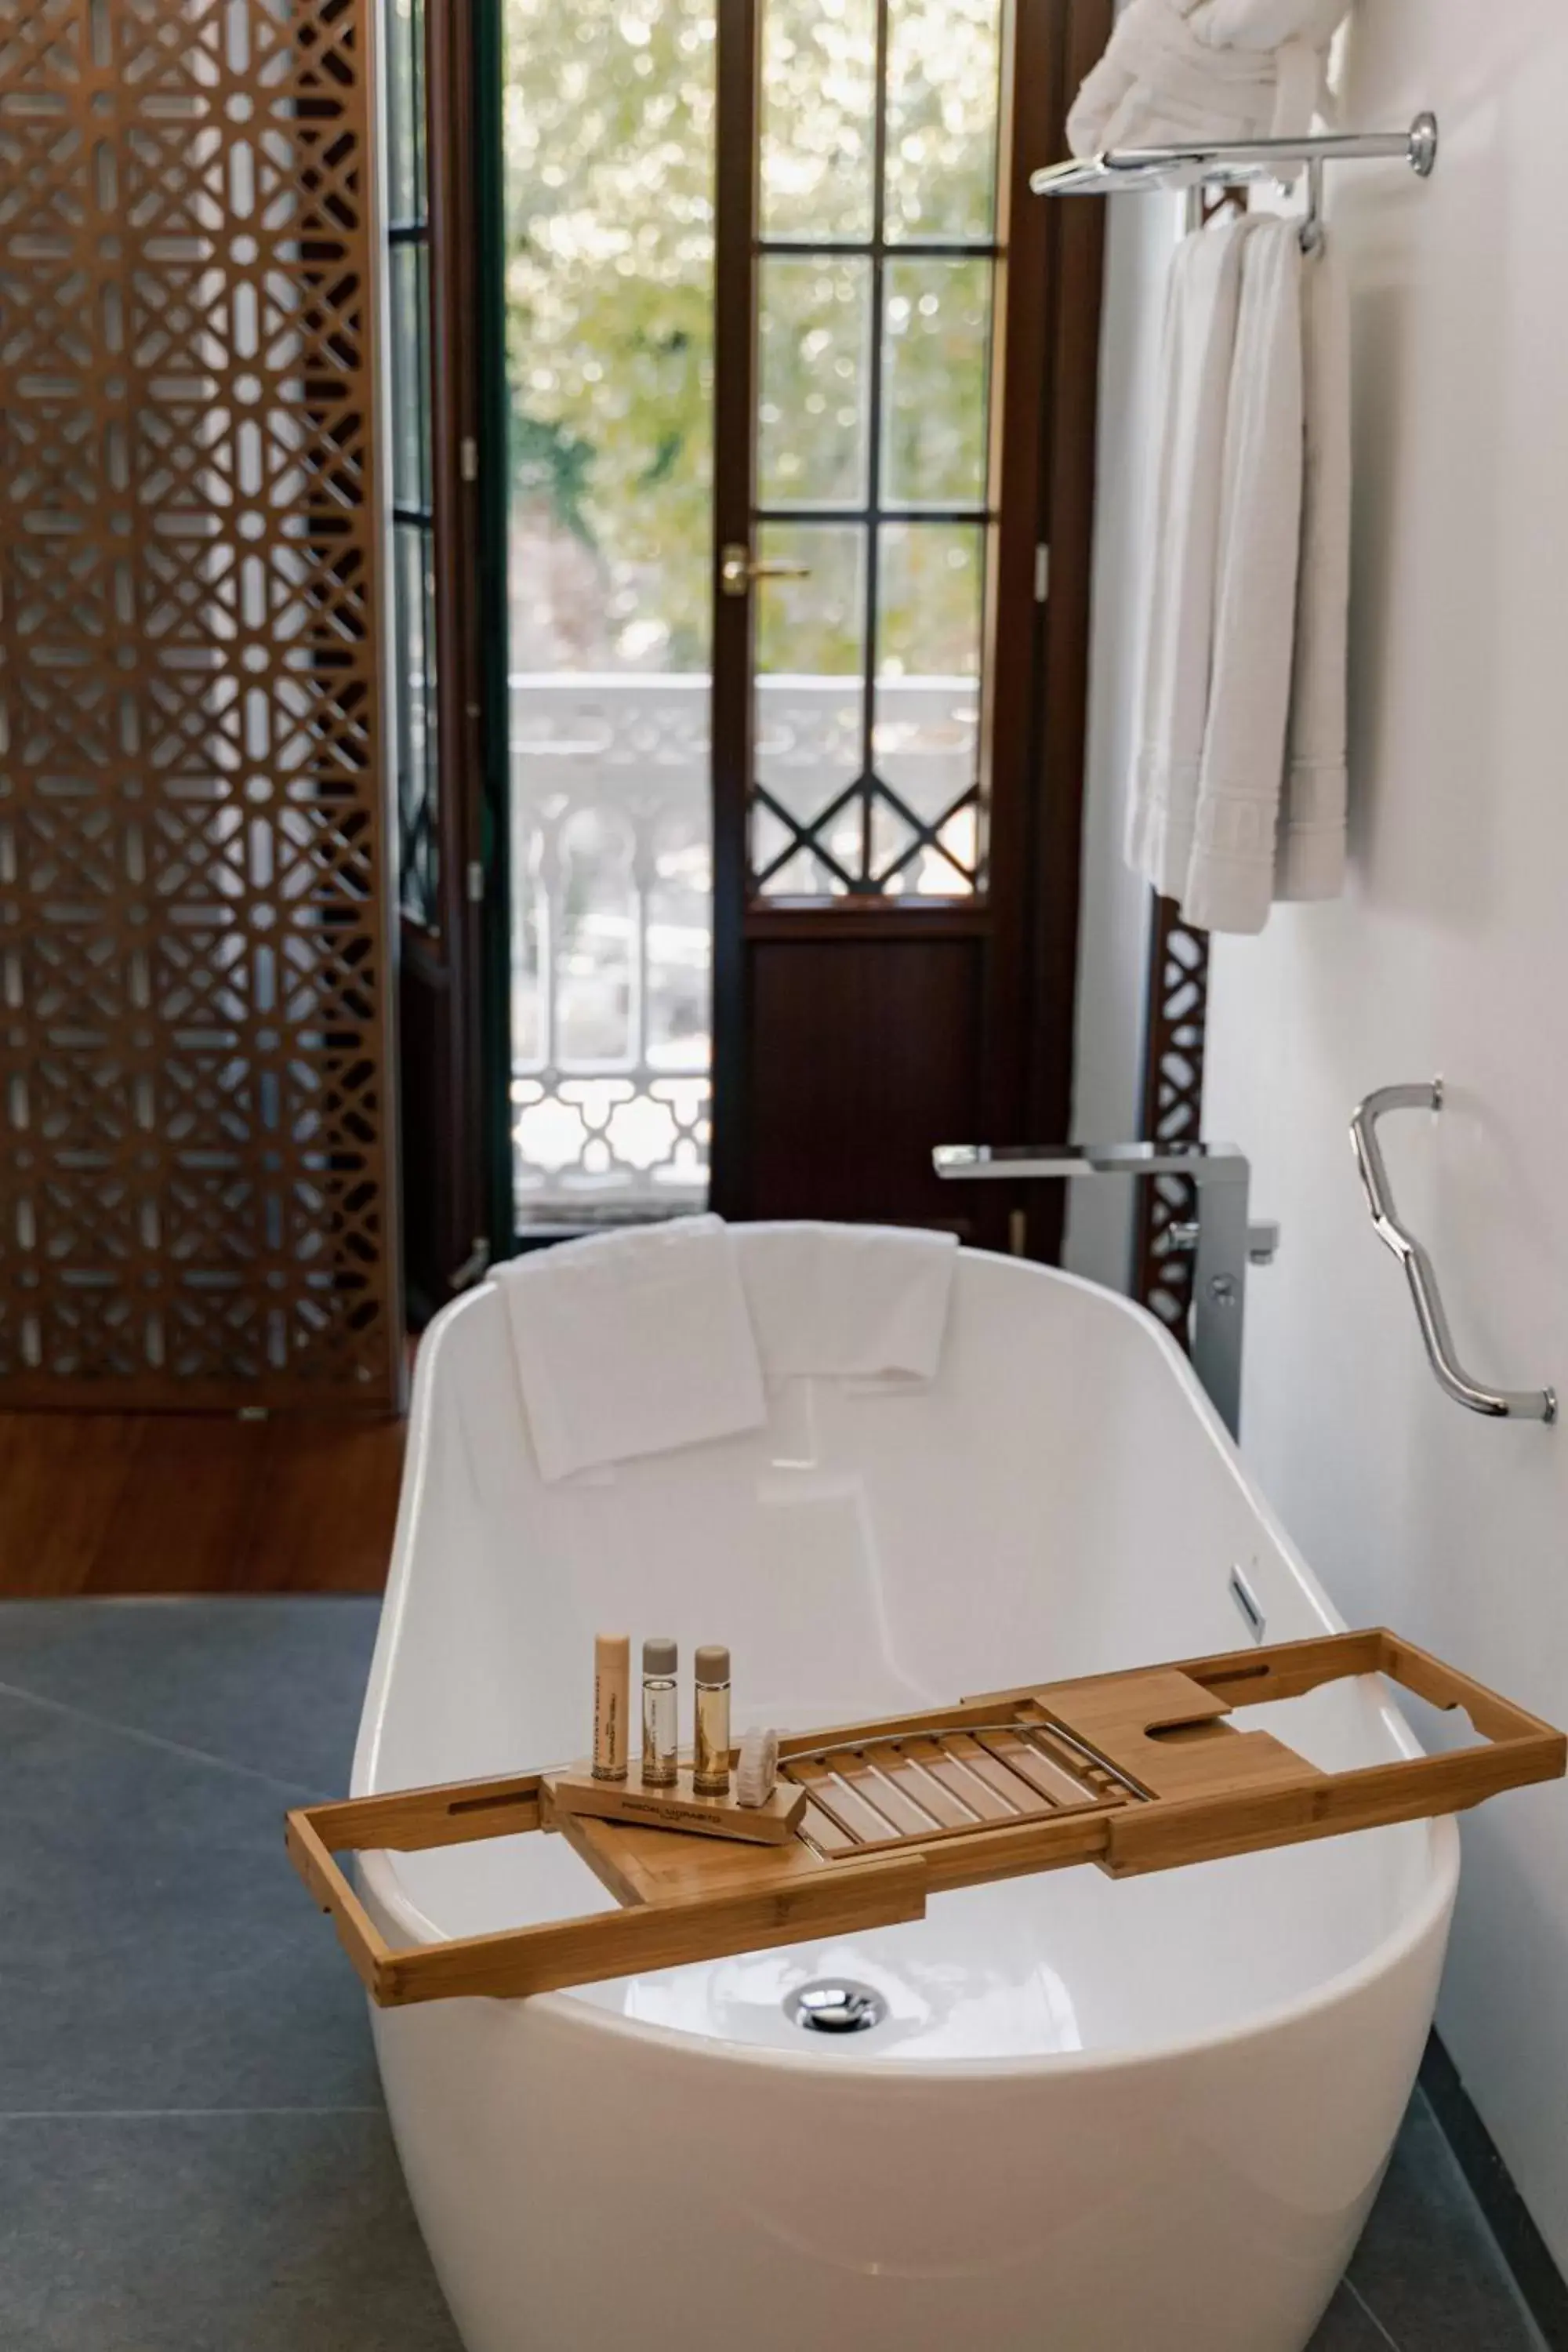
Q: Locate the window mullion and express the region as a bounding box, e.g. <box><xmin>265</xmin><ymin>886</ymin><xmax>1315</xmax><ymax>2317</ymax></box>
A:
<box><xmin>745</xmin><ymin>0</ymin><xmax>1005</xmax><ymax>906</ymax></box>
<box><xmin>858</xmin><ymin>0</ymin><xmax>891</xmax><ymax>891</ymax></box>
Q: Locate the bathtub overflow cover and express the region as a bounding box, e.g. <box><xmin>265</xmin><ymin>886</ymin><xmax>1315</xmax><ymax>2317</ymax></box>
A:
<box><xmin>786</xmin><ymin>1980</ymin><xmax>887</xmax><ymax>2035</ymax></box>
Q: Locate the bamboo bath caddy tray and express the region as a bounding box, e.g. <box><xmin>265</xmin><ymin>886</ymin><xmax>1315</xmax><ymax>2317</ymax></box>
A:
<box><xmin>287</xmin><ymin>1629</ymin><xmax>1564</xmax><ymax>2006</ymax></box>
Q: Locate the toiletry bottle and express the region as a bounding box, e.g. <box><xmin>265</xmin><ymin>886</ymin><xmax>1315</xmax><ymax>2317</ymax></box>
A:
<box><xmin>593</xmin><ymin>1633</ymin><xmax>630</xmax><ymax>1783</ymax></box>
<box><xmin>692</xmin><ymin>1644</ymin><xmax>731</xmax><ymax>1795</ymax></box>
<box><xmin>641</xmin><ymin>1637</ymin><xmax>678</xmax><ymax>1787</ymax></box>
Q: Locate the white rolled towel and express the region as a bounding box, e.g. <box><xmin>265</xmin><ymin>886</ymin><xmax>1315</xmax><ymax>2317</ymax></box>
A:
<box><xmin>1180</xmin><ymin>218</ymin><xmax>1305</xmax><ymax>935</ymax></box>
<box><xmin>1274</xmin><ymin>234</ymin><xmax>1351</xmax><ymax>900</ymax></box>
<box><xmin>1067</xmin><ymin>0</ymin><xmax>1348</xmax><ymax>163</ymax></box>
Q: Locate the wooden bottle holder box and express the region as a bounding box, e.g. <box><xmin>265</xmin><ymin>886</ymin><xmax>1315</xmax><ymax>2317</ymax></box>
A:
<box><xmin>541</xmin><ymin>1762</ymin><xmax>807</xmax><ymax>1846</ymax></box>
<box><xmin>286</xmin><ymin>1628</ymin><xmax>1565</xmax><ymax>2008</ymax></box>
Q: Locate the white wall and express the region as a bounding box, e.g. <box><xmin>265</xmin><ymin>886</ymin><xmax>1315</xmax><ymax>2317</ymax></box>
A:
<box><xmin>1062</xmin><ymin>193</ymin><xmax>1173</xmax><ymax>1290</ymax></box>
<box><xmin>1192</xmin><ymin>2</ymin><xmax>1568</xmax><ymax>2270</ymax></box>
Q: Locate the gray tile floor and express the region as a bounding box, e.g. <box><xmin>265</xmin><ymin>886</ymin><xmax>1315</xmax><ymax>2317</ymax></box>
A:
<box><xmin>0</xmin><ymin>1598</ymin><xmax>1547</xmax><ymax>2352</ymax></box>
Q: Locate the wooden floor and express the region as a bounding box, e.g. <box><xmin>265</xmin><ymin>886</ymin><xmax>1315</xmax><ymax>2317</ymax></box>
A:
<box><xmin>0</xmin><ymin>1410</ymin><xmax>405</xmax><ymax>1595</ymax></box>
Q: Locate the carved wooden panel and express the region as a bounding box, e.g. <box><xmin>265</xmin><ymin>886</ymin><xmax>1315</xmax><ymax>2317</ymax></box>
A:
<box><xmin>0</xmin><ymin>0</ymin><xmax>397</xmax><ymax>1406</ymax></box>
<box><xmin>1134</xmin><ymin>894</ymin><xmax>1209</xmax><ymax>1346</ymax></box>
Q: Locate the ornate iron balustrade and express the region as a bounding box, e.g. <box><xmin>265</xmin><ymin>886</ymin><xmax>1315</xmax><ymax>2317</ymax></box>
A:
<box><xmin>508</xmin><ymin>671</ymin><xmax>978</xmax><ymax>1221</ymax></box>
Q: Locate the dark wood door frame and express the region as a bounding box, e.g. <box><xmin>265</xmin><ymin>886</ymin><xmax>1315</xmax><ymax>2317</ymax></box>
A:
<box><xmin>990</xmin><ymin>0</ymin><xmax>1112</xmax><ymax>1258</ymax></box>
<box><xmin>399</xmin><ymin>0</ymin><xmax>492</xmax><ymax>1318</ymax></box>
<box><xmin>708</xmin><ymin>0</ymin><xmax>760</xmax><ymax>1225</ymax></box>
<box><xmin>710</xmin><ymin>0</ymin><xmax>1110</xmax><ymax>1251</ymax></box>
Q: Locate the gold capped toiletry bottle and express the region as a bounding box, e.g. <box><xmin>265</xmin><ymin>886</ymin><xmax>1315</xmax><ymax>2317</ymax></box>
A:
<box><xmin>593</xmin><ymin>1633</ymin><xmax>630</xmax><ymax>1782</ymax></box>
<box><xmin>692</xmin><ymin>1644</ymin><xmax>731</xmax><ymax>1795</ymax></box>
<box><xmin>641</xmin><ymin>1637</ymin><xmax>679</xmax><ymax>1787</ymax></box>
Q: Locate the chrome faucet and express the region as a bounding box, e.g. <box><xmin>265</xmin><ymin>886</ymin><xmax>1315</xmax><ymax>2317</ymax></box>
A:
<box><xmin>932</xmin><ymin>1139</ymin><xmax>1277</xmax><ymax>1439</ymax></box>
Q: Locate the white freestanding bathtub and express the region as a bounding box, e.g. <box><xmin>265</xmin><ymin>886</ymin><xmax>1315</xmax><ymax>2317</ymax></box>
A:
<box><xmin>354</xmin><ymin>1233</ymin><xmax>1458</xmax><ymax>2352</ymax></box>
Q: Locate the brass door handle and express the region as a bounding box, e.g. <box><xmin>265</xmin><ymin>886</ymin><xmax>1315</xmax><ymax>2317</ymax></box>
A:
<box><xmin>719</xmin><ymin>542</ymin><xmax>811</xmax><ymax>597</ymax></box>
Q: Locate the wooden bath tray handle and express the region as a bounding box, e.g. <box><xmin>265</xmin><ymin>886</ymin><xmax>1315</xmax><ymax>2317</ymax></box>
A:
<box><xmin>287</xmin><ymin>1629</ymin><xmax>1564</xmax><ymax>2005</ymax></box>
<box><xmin>285</xmin><ymin>1798</ymin><xmax>927</xmax><ymax>2006</ymax></box>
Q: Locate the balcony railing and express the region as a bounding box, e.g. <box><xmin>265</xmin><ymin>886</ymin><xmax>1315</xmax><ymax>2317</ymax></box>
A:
<box><xmin>509</xmin><ymin>670</ymin><xmax>979</xmax><ymax>1222</ymax></box>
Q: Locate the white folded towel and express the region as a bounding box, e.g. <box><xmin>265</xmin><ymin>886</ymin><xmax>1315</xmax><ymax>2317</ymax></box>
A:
<box><xmin>739</xmin><ymin>1223</ymin><xmax>958</xmax><ymax>1384</ymax></box>
<box><xmin>1125</xmin><ymin>212</ymin><xmax>1255</xmax><ymax>903</ymax></box>
<box><xmin>1067</xmin><ymin>0</ymin><xmax>1346</xmax><ymax>163</ymax></box>
<box><xmin>1276</xmin><ymin>234</ymin><xmax>1351</xmax><ymax>900</ymax></box>
<box><xmin>495</xmin><ymin>1215</ymin><xmax>767</xmax><ymax>1483</ymax></box>
<box><xmin>1182</xmin><ymin>217</ymin><xmax>1305</xmax><ymax>933</ymax></box>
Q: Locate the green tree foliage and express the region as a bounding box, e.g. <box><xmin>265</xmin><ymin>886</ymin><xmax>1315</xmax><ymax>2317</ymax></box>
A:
<box><xmin>503</xmin><ymin>0</ymin><xmax>1003</xmax><ymax>677</ymax></box>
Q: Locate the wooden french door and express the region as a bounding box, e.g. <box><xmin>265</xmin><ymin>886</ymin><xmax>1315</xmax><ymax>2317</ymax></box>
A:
<box><xmin>388</xmin><ymin>0</ymin><xmax>496</xmax><ymax>1316</ymax></box>
<box><xmin>709</xmin><ymin>0</ymin><xmax>1109</xmax><ymax>1251</ymax></box>
<box><xmin>411</xmin><ymin>0</ymin><xmax>1107</xmax><ymax>1267</ymax></box>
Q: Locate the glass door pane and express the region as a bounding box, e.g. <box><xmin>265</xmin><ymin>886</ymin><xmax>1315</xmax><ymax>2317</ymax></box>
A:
<box><xmin>749</xmin><ymin>0</ymin><xmax>1003</xmax><ymax>902</ymax></box>
<box><xmin>384</xmin><ymin>0</ymin><xmax>439</xmax><ymax>932</ymax></box>
<box><xmin>503</xmin><ymin>0</ymin><xmax>716</xmax><ymax>1225</ymax></box>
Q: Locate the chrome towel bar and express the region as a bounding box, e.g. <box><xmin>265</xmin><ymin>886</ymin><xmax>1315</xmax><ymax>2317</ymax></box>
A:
<box><xmin>1349</xmin><ymin>1080</ymin><xmax>1555</xmax><ymax>1424</ymax></box>
<box><xmin>1030</xmin><ymin>111</ymin><xmax>1439</xmax><ymax>258</ymax></box>
<box><xmin>1029</xmin><ymin>111</ymin><xmax>1439</xmax><ymax>201</ymax></box>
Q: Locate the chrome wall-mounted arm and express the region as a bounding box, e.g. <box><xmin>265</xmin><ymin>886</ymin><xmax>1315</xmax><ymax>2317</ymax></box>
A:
<box><xmin>1349</xmin><ymin>1081</ymin><xmax>1556</xmax><ymax>1424</ymax></box>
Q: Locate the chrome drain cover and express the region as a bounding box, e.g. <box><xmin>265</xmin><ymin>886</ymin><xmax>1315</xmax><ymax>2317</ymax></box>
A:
<box><xmin>785</xmin><ymin>1979</ymin><xmax>887</xmax><ymax>2035</ymax></box>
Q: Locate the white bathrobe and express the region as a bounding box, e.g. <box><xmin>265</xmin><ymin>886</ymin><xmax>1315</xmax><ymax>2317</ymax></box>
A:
<box><xmin>1068</xmin><ymin>0</ymin><xmax>1348</xmax><ymax>161</ymax></box>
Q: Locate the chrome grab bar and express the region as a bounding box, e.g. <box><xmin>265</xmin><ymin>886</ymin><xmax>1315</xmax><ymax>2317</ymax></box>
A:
<box><xmin>1349</xmin><ymin>1080</ymin><xmax>1555</xmax><ymax>1424</ymax></box>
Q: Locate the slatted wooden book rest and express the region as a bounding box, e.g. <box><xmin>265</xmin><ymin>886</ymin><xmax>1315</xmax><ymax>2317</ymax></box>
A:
<box><xmin>286</xmin><ymin>1629</ymin><xmax>1564</xmax><ymax>2007</ymax></box>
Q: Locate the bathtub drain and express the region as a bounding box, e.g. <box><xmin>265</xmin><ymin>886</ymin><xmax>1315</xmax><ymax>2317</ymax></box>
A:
<box><xmin>785</xmin><ymin>1980</ymin><xmax>887</xmax><ymax>2035</ymax></box>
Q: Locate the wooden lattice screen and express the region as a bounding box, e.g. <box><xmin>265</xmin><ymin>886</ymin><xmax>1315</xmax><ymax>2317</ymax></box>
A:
<box><xmin>1133</xmin><ymin>895</ymin><xmax>1209</xmax><ymax>1345</ymax></box>
<box><xmin>0</xmin><ymin>0</ymin><xmax>398</xmax><ymax>1408</ymax></box>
